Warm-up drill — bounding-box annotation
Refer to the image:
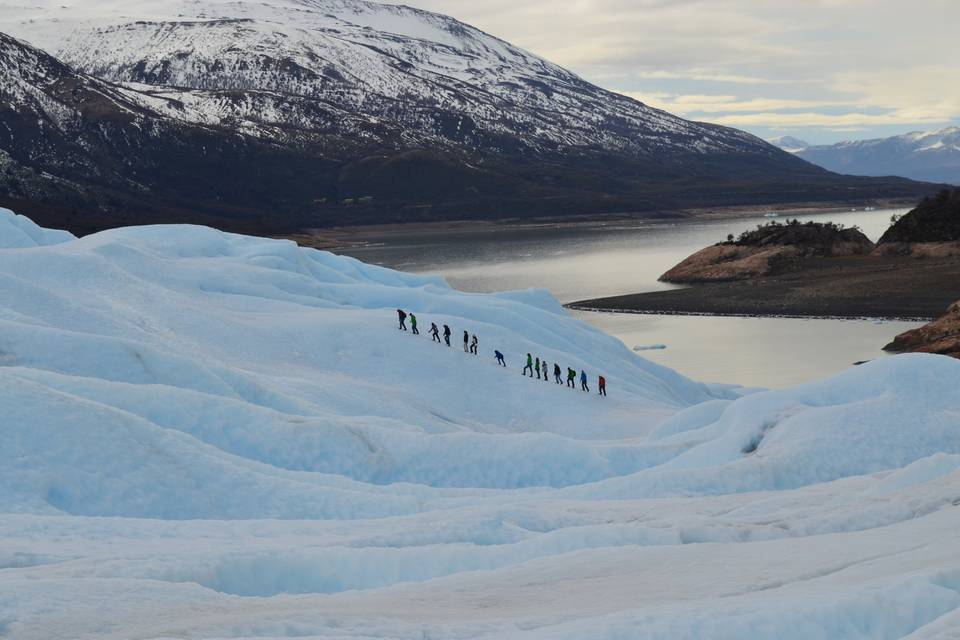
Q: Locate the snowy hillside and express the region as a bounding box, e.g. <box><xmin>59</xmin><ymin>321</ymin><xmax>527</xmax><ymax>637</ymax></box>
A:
<box><xmin>798</xmin><ymin>127</ymin><xmax>960</xmax><ymax>185</ymax></box>
<box><xmin>0</xmin><ymin>0</ymin><xmax>765</xmax><ymax>155</ymax></box>
<box><xmin>0</xmin><ymin>1</ymin><xmax>932</xmax><ymax>234</ymax></box>
<box><xmin>5</xmin><ymin>209</ymin><xmax>960</xmax><ymax>638</ymax></box>
<box><xmin>768</xmin><ymin>135</ymin><xmax>810</xmax><ymax>153</ymax></box>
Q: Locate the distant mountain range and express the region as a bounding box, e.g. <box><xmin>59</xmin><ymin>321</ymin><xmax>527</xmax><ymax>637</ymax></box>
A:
<box><xmin>0</xmin><ymin>0</ymin><xmax>939</xmax><ymax>235</ymax></box>
<box><xmin>771</xmin><ymin>128</ymin><xmax>960</xmax><ymax>186</ymax></box>
<box><xmin>767</xmin><ymin>136</ymin><xmax>810</xmax><ymax>153</ymax></box>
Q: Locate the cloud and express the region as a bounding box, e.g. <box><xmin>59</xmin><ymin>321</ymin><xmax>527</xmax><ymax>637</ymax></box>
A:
<box><xmin>711</xmin><ymin>112</ymin><xmax>949</xmax><ymax>128</ymax></box>
<box><xmin>624</xmin><ymin>92</ymin><xmax>855</xmax><ymax>114</ymax></box>
<box><xmin>387</xmin><ymin>0</ymin><xmax>960</xmax><ymax>141</ymax></box>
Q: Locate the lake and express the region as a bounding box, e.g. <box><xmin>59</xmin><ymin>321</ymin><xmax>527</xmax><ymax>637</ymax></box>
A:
<box><xmin>339</xmin><ymin>208</ymin><xmax>923</xmax><ymax>388</ymax></box>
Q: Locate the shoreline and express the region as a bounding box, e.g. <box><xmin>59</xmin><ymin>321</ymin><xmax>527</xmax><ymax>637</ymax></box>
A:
<box><xmin>279</xmin><ymin>199</ymin><xmax>916</xmax><ymax>250</ymax></box>
<box><xmin>568</xmin><ymin>255</ymin><xmax>960</xmax><ymax>323</ymax></box>
<box><xmin>566</xmin><ymin>305</ymin><xmax>934</xmax><ymax>323</ymax></box>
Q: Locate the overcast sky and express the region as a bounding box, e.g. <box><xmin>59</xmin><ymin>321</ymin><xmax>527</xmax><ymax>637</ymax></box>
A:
<box><xmin>386</xmin><ymin>0</ymin><xmax>959</xmax><ymax>145</ymax></box>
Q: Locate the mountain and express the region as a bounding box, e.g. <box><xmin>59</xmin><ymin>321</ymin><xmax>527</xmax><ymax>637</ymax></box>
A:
<box><xmin>0</xmin><ymin>1</ymin><xmax>939</xmax><ymax>234</ymax></box>
<box><xmin>6</xmin><ymin>208</ymin><xmax>960</xmax><ymax>637</ymax></box>
<box><xmin>768</xmin><ymin>135</ymin><xmax>810</xmax><ymax>152</ymax></box>
<box><xmin>0</xmin><ymin>31</ymin><xmax>346</xmax><ymax>235</ymax></box>
<box><xmin>797</xmin><ymin>127</ymin><xmax>960</xmax><ymax>185</ymax></box>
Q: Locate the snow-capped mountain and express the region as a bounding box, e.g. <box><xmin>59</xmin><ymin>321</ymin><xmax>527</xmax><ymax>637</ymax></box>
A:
<box><xmin>798</xmin><ymin>127</ymin><xmax>960</xmax><ymax>185</ymax></box>
<box><xmin>768</xmin><ymin>135</ymin><xmax>810</xmax><ymax>153</ymax></box>
<box><xmin>0</xmin><ymin>1</ymin><xmax>936</xmax><ymax>233</ymax></box>
<box><xmin>0</xmin><ymin>0</ymin><xmax>772</xmax><ymax>155</ymax></box>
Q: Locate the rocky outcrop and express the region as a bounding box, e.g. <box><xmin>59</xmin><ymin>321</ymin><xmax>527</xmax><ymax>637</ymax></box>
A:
<box><xmin>878</xmin><ymin>189</ymin><xmax>960</xmax><ymax>244</ymax></box>
<box><xmin>660</xmin><ymin>221</ymin><xmax>875</xmax><ymax>283</ymax></box>
<box><xmin>869</xmin><ymin>190</ymin><xmax>960</xmax><ymax>259</ymax></box>
<box><xmin>871</xmin><ymin>241</ymin><xmax>960</xmax><ymax>258</ymax></box>
<box><xmin>885</xmin><ymin>301</ymin><xmax>960</xmax><ymax>357</ymax></box>
<box><xmin>660</xmin><ymin>244</ymin><xmax>801</xmax><ymax>283</ymax></box>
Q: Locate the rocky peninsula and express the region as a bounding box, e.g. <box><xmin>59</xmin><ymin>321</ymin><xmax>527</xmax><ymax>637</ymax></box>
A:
<box><xmin>571</xmin><ymin>189</ymin><xmax>960</xmax><ymax>324</ymax></box>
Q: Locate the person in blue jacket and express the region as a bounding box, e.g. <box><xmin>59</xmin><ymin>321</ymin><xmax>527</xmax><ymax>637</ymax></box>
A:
<box><xmin>494</xmin><ymin>350</ymin><xmax>506</xmax><ymax>367</ymax></box>
<box><xmin>580</xmin><ymin>369</ymin><xmax>589</xmax><ymax>392</ymax></box>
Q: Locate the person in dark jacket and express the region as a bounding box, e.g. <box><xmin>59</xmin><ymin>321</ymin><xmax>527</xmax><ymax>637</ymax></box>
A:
<box><xmin>580</xmin><ymin>370</ymin><xmax>589</xmax><ymax>392</ymax></box>
<box><xmin>523</xmin><ymin>353</ymin><xmax>534</xmax><ymax>377</ymax></box>
<box><xmin>463</xmin><ymin>330</ymin><xmax>470</xmax><ymax>352</ymax></box>
<box><xmin>397</xmin><ymin>309</ymin><xmax>407</xmax><ymax>330</ymax></box>
<box><xmin>598</xmin><ymin>375</ymin><xmax>607</xmax><ymax>396</ymax></box>
<box><xmin>495</xmin><ymin>350</ymin><xmax>506</xmax><ymax>366</ymax></box>
<box><xmin>430</xmin><ymin>322</ymin><xmax>441</xmax><ymax>343</ymax></box>
<box><xmin>534</xmin><ymin>357</ymin><xmax>541</xmax><ymax>379</ymax></box>
<box><xmin>566</xmin><ymin>367</ymin><xmax>576</xmax><ymax>388</ymax></box>
<box><xmin>554</xmin><ymin>363</ymin><xmax>562</xmax><ymax>384</ymax></box>
<box><xmin>443</xmin><ymin>324</ymin><xmax>451</xmax><ymax>346</ymax></box>
<box><xmin>471</xmin><ymin>335</ymin><xmax>478</xmax><ymax>354</ymax></box>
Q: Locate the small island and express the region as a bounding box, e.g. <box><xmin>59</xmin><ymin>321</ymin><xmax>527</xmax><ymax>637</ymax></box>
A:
<box><xmin>570</xmin><ymin>188</ymin><xmax>960</xmax><ymax>322</ymax></box>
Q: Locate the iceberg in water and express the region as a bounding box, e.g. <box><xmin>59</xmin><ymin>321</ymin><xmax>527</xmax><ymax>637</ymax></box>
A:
<box><xmin>634</xmin><ymin>343</ymin><xmax>668</xmax><ymax>351</ymax></box>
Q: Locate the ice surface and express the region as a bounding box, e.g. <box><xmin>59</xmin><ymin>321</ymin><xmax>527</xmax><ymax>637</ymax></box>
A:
<box><xmin>0</xmin><ymin>208</ymin><xmax>75</xmax><ymax>248</ymax></box>
<box><xmin>2</xmin><ymin>212</ymin><xmax>960</xmax><ymax>639</ymax></box>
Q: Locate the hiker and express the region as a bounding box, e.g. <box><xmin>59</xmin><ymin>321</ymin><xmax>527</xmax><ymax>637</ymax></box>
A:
<box><xmin>495</xmin><ymin>350</ymin><xmax>506</xmax><ymax>367</ymax></box>
<box><xmin>443</xmin><ymin>324</ymin><xmax>451</xmax><ymax>346</ymax></box>
<box><xmin>566</xmin><ymin>367</ymin><xmax>576</xmax><ymax>388</ymax></box>
<box><xmin>598</xmin><ymin>374</ymin><xmax>607</xmax><ymax>396</ymax></box>
<box><xmin>535</xmin><ymin>357</ymin><xmax>541</xmax><ymax>379</ymax></box>
<box><xmin>397</xmin><ymin>309</ymin><xmax>407</xmax><ymax>331</ymax></box>
<box><xmin>463</xmin><ymin>330</ymin><xmax>470</xmax><ymax>352</ymax></box>
<box><xmin>523</xmin><ymin>353</ymin><xmax>534</xmax><ymax>377</ymax></box>
<box><xmin>580</xmin><ymin>370</ymin><xmax>589</xmax><ymax>392</ymax></box>
<box><xmin>554</xmin><ymin>363</ymin><xmax>562</xmax><ymax>384</ymax></box>
<box><xmin>410</xmin><ymin>313</ymin><xmax>419</xmax><ymax>335</ymax></box>
<box><xmin>542</xmin><ymin>358</ymin><xmax>548</xmax><ymax>382</ymax></box>
<box><xmin>430</xmin><ymin>322</ymin><xmax>441</xmax><ymax>343</ymax></box>
<box><xmin>471</xmin><ymin>334</ymin><xmax>478</xmax><ymax>354</ymax></box>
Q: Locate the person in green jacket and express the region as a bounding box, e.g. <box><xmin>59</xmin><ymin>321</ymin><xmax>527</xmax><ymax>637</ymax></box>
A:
<box><xmin>410</xmin><ymin>313</ymin><xmax>419</xmax><ymax>335</ymax></box>
<box><xmin>534</xmin><ymin>357</ymin><xmax>541</xmax><ymax>379</ymax></box>
<box><xmin>523</xmin><ymin>353</ymin><xmax>534</xmax><ymax>377</ymax></box>
<box><xmin>566</xmin><ymin>367</ymin><xmax>576</xmax><ymax>388</ymax></box>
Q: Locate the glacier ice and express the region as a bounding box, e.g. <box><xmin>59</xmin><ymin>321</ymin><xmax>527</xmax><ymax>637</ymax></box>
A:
<box><xmin>2</xmin><ymin>212</ymin><xmax>960</xmax><ymax>639</ymax></box>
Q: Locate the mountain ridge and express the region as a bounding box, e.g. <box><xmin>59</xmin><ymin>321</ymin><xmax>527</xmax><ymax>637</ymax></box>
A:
<box><xmin>796</xmin><ymin>126</ymin><xmax>960</xmax><ymax>185</ymax></box>
<box><xmin>0</xmin><ymin>0</ymin><xmax>941</xmax><ymax>234</ymax></box>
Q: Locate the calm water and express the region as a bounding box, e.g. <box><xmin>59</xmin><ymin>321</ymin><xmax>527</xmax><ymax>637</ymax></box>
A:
<box><xmin>340</xmin><ymin>208</ymin><xmax>922</xmax><ymax>388</ymax></box>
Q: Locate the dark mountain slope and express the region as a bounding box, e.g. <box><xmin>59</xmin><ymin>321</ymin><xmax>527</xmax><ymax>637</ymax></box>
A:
<box><xmin>0</xmin><ymin>0</ymin><xmax>942</xmax><ymax>234</ymax></box>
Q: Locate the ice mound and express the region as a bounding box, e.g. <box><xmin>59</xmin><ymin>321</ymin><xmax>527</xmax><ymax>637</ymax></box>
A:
<box><xmin>4</xmin><ymin>212</ymin><xmax>960</xmax><ymax>639</ymax></box>
<box><xmin>0</xmin><ymin>216</ymin><xmax>730</xmax><ymax>518</ymax></box>
<box><xmin>0</xmin><ymin>208</ymin><xmax>75</xmax><ymax>248</ymax></box>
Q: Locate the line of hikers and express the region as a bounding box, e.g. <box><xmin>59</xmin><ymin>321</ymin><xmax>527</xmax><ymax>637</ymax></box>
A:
<box><xmin>397</xmin><ymin>309</ymin><xmax>607</xmax><ymax>397</ymax></box>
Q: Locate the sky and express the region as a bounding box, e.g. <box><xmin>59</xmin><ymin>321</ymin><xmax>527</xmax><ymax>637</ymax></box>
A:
<box><xmin>385</xmin><ymin>0</ymin><xmax>959</xmax><ymax>145</ymax></box>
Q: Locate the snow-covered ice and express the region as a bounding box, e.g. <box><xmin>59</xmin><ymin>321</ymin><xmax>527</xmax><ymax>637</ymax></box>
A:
<box><xmin>2</xmin><ymin>209</ymin><xmax>960</xmax><ymax>639</ymax></box>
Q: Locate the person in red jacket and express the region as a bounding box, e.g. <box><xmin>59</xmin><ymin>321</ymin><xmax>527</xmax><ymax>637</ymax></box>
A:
<box><xmin>598</xmin><ymin>375</ymin><xmax>607</xmax><ymax>396</ymax></box>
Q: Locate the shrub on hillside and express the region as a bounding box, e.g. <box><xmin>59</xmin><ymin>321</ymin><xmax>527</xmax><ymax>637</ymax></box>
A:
<box><xmin>720</xmin><ymin>218</ymin><xmax>872</xmax><ymax>253</ymax></box>
<box><xmin>878</xmin><ymin>189</ymin><xmax>960</xmax><ymax>244</ymax></box>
